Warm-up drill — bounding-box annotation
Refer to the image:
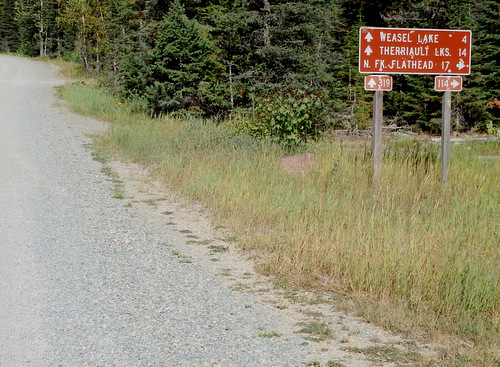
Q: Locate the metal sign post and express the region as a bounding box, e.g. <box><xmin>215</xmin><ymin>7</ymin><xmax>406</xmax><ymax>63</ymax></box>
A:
<box><xmin>359</xmin><ymin>27</ymin><xmax>472</xmax><ymax>183</ymax></box>
<box><xmin>434</xmin><ymin>77</ymin><xmax>463</xmax><ymax>182</ymax></box>
<box><xmin>364</xmin><ymin>76</ymin><xmax>391</xmax><ymax>182</ymax></box>
<box><xmin>372</xmin><ymin>91</ymin><xmax>384</xmax><ymax>182</ymax></box>
<box><xmin>441</xmin><ymin>91</ymin><xmax>452</xmax><ymax>183</ymax></box>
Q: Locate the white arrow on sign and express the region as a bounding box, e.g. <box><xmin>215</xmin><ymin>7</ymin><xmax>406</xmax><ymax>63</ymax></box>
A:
<box><xmin>364</xmin><ymin>46</ymin><xmax>373</xmax><ymax>55</ymax></box>
<box><xmin>367</xmin><ymin>78</ymin><xmax>377</xmax><ymax>88</ymax></box>
<box><xmin>456</xmin><ymin>60</ymin><xmax>466</xmax><ymax>70</ymax></box>
<box><xmin>365</xmin><ymin>32</ymin><xmax>373</xmax><ymax>42</ymax></box>
<box><xmin>451</xmin><ymin>79</ymin><xmax>460</xmax><ymax>88</ymax></box>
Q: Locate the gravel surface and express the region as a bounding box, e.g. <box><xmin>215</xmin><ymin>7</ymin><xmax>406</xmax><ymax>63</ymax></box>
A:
<box><xmin>0</xmin><ymin>55</ymin><xmax>429</xmax><ymax>367</ymax></box>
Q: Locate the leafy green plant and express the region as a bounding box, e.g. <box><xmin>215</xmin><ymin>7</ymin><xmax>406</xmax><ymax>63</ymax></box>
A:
<box><xmin>485</xmin><ymin>121</ymin><xmax>496</xmax><ymax>135</ymax></box>
<box><xmin>244</xmin><ymin>89</ymin><xmax>326</xmax><ymax>147</ymax></box>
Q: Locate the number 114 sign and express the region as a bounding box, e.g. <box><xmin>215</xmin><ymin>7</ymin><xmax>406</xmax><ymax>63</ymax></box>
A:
<box><xmin>435</xmin><ymin>76</ymin><xmax>463</xmax><ymax>91</ymax></box>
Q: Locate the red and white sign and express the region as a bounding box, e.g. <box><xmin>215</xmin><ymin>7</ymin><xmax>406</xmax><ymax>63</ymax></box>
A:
<box><xmin>435</xmin><ymin>76</ymin><xmax>463</xmax><ymax>91</ymax></box>
<box><xmin>359</xmin><ymin>27</ymin><xmax>472</xmax><ymax>75</ymax></box>
<box><xmin>364</xmin><ymin>75</ymin><xmax>393</xmax><ymax>91</ymax></box>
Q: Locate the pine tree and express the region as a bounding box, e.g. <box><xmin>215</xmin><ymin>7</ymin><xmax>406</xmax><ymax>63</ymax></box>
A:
<box><xmin>448</xmin><ymin>0</ymin><xmax>500</xmax><ymax>130</ymax></box>
<box><xmin>120</xmin><ymin>0</ymin><xmax>227</xmax><ymax>115</ymax></box>
<box><xmin>0</xmin><ymin>0</ymin><xmax>19</xmax><ymax>52</ymax></box>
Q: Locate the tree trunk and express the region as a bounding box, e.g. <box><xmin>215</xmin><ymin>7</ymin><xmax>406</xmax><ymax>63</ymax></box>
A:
<box><xmin>262</xmin><ymin>0</ymin><xmax>271</xmax><ymax>47</ymax></box>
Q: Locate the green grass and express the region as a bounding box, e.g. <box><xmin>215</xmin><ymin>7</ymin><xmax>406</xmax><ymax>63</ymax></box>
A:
<box><xmin>58</xmin><ymin>80</ymin><xmax>500</xmax><ymax>365</ymax></box>
<box><xmin>298</xmin><ymin>321</ymin><xmax>332</xmax><ymax>342</ymax></box>
<box><xmin>258</xmin><ymin>330</ymin><xmax>283</xmax><ymax>338</ymax></box>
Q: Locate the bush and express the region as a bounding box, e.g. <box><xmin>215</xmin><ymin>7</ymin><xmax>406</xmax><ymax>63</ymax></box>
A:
<box><xmin>243</xmin><ymin>89</ymin><xmax>326</xmax><ymax>147</ymax></box>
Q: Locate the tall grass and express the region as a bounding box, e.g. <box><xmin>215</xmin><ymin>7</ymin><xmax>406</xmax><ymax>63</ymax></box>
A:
<box><xmin>59</xmin><ymin>82</ymin><xmax>499</xmax><ymax>360</ymax></box>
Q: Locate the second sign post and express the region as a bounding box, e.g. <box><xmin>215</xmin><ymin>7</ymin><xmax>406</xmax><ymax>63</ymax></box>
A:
<box><xmin>359</xmin><ymin>27</ymin><xmax>472</xmax><ymax>183</ymax></box>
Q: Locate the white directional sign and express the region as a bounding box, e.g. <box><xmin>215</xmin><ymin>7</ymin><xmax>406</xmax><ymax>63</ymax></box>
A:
<box><xmin>435</xmin><ymin>76</ymin><xmax>463</xmax><ymax>91</ymax></box>
<box><xmin>364</xmin><ymin>75</ymin><xmax>393</xmax><ymax>91</ymax></box>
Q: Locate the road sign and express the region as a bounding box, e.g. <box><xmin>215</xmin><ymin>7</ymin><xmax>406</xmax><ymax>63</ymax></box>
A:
<box><xmin>435</xmin><ymin>76</ymin><xmax>463</xmax><ymax>91</ymax></box>
<box><xmin>364</xmin><ymin>75</ymin><xmax>393</xmax><ymax>91</ymax></box>
<box><xmin>359</xmin><ymin>27</ymin><xmax>472</xmax><ymax>75</ymax></box>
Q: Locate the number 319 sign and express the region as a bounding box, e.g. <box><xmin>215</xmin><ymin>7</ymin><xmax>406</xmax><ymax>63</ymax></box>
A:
<box><xmin>364</xmin><ymin>75</ymin><xmax>393</xmax><ymax>91</ymax></box>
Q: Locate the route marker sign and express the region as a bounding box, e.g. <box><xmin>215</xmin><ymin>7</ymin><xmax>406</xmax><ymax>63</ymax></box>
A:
<box><xmin>364</xmin><ymin>75</ymin><xmax>393</xmax><ymax>91</ymax></box>
<box><xmin>359</xmin><ymin>27</ymin><xmax>472</xmax><ymax>75</ymax></box>
<box><xmin>435</xmin><ymin>76</ymin><xmax>463</xmax><ymax>91</ymax></box>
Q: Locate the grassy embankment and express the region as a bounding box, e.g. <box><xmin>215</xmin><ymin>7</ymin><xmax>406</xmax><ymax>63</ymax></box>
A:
<box><xmin>59</xmin><ymin>78</ymin><xmax>499</xmax><ymax>365</ymax></box>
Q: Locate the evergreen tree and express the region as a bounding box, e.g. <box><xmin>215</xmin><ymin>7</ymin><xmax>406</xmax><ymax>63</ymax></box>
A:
<box><xmin>15</xmin><ymin>0</ymin><xmax>38</xmax><ymax>56</ymax></box>
<box><xmin>0</xmin><ymin>0</ymin><xmax>19</xmax><ymax>52</ymax></box>
<box><xmin>121</xmin><ymin>0</ymin><xmax>227</xmax><ymax>115</ymax></box>
<box><xmin>448</xmin><ymin>0</ymin><xmax>500</xmax><ymax>130</ymax></box>
<box><xmin>15</xmin><ymin>0</ymin><xmax>61</xmax><ymax>57</ymax></box>
<box><xmin>1</xmin><ymin>0</ymin><xmax>496</xmax><ymax>133</ymax></box>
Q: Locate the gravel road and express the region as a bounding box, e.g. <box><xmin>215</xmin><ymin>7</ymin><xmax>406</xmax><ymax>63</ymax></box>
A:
<box><xmin>0</xmin><ymin>55</ymin><xmax>427</xmax><ymax>367</ymax></box>
<box><xmin>0</xmin><ymin>55</ymin><xmax>319</xmax><ymax>366</ymax></box>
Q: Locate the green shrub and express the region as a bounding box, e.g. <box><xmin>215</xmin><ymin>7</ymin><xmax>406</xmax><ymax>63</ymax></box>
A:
<box><xmin>243</xmin><ymin>89</ymin><xmax>326</xmax><ymax>147</ymax></box>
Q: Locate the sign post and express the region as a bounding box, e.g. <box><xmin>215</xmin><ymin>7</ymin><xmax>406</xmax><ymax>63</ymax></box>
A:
<box><xmin>435</xmin><ymin>76</ymin><xmax>463</xmax><ymax>182</ymax></box>
<box><xmin>364</xmin><ymin>75</ymin><xmax>392</xmax><ymax>181</ymax></box>
<box><xmin>441</xmin><ymin>91</ymin><xmax>452</xmax><ymax>182</ymax></box>
<box><xmin>359</xmin><ymin>27</ymin><xmax>472</xmax><ymax>183</ymax></box>
<box><xmin>372</xmin><ymin>91</ymin><xmax>384</xmax><ymax>182</ymax></box>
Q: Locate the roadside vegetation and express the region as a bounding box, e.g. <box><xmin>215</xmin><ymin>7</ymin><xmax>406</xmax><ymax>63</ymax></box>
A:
<box><xmin>11</xmin><ymin>0</ymin><xmax>496</xmax><ymax>363</ymax></box>
<box><xmin>59</xmin><ymin>79</ymin><xmax>499</xmax><ymax>366</ymax></box>
<box><xmin>2</xmin><ymin>0</ymin><xmax>499</xmax><ymax>135</ymax></box>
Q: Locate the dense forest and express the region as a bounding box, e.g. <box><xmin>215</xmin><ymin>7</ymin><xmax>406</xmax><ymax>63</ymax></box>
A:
<box><xmin>1</xmin><ymin>0</ymin><xmax>498</xmax><ymax>141</ymax></box>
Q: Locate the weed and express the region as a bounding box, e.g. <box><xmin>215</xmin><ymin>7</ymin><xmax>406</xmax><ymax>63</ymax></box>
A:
<box><xmin>219</xmin><ymin>269</ymin><xmax>232</xmax><ymax>277</ymax></box>
<box><xmin>258</xmin><ymin>330</ymin><xmax>282</xmax><ymax>338</ymax></box>
<box><xmin>298</xmin><ymin>321</ymin><xmax>332</xmax><ymax>341</ymax></box>
<box><xmin>172</xmin><ymin>251</ymin><xmax>193</xmax><ymax>264</ymax></box>
<box><xmin>208</xmin><ymin>245</ymin><xmax>229</xmax><ymax>254</ymax></box>
<box><xmin>100</xmin><ymin>165</ymin><xmax>125</xmax><ymax>199</ymax></box>
<box><xmin>91</xmin><ymin>149</ymin><xmax>107</xmax><ymax>163</ymax></box>
<box><xmin>229</xmin><ymin>282</ymin><xmax>250</xmax><ymax>291</ymax></box>
<box><xmin>326</xmin><ymin>362</ymin><xmax>345</xmax><ymax>367</ymax></box>
<box><xmin>345</xmin><ymin>345</ymin><xmax>422</xmax><ymax>364</ymax></box>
